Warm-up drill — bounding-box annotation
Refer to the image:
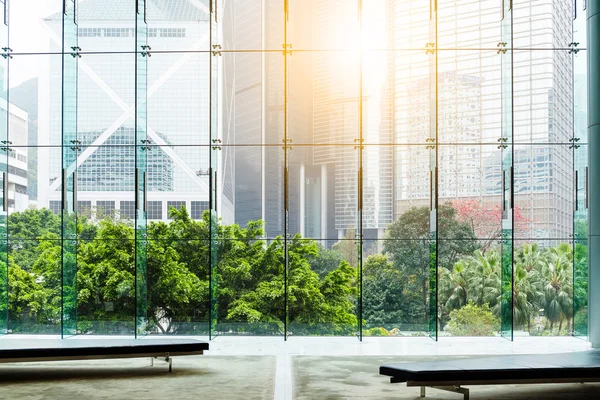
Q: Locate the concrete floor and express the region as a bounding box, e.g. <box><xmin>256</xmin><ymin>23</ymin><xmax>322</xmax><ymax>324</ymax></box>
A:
<box><xmin>0</xmin><ymin>335</ymin><xmax>593</xmax><ymax>399</ymax></box>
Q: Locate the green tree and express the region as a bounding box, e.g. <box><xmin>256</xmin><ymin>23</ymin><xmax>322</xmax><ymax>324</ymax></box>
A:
<box><xmin>8</xmin><ymin>208</ymin><xmax>61</xmax><ymax>271</ymax></box>
<box><xmin>310</xmin><ymin>245</ymin><xmax>343</xmax><ymax>279</ymax></box>
<box><xmin>362</xmin><ymin>254</ymin><xmax>425</xmax><ymax>331</ymax></box>
<box><xmin>445</xmin><ymin>301</ymin><xmax>498</xmax><ymax>336</ymax></box>
<box><xmin>383</xmin><ymin>203</ymin><xmax>477</xmax><ymax>308</ymax></box>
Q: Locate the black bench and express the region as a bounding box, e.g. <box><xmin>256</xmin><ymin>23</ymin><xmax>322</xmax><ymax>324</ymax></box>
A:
<box><xmin>380</xmin><ymin>351</ymin><xmax>600</xmax><ymax>399</ymax></box>
<box><xmin>0</xmin><ymin>338</ymin><xmax>208</xmax><ymax>372</ymax></box>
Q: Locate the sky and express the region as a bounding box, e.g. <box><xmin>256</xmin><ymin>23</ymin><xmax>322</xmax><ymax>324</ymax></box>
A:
<box><xmin>9</xmin><ymin>0</ymin><xmax>61</xmax><ymax>87</ymax></box>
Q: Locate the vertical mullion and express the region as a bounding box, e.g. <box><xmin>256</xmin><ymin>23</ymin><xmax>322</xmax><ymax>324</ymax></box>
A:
<box><xmin>0</xmin><ymin>0</ymin><xmax>8</xmax><ymax>335</ymax></box>
<box><xmin>283</xmin><ymin>0</ymin><xmax>289</xmax><ymax>341</ymax></box>
<box><xmin>208</xmin><ymin>1</ymin><xmax>219</xmax><ymax>340</ymax></box>
<box><xmin>358</xmin><ymin>0</ymin><xmax>363</xmax><ymax>342</ymax></box>
<box><xmin>500</xmin><ymin>0</ymin><xmax>514</xmax><ymax>341</ymax></box>
<box><xmin>134</xmin><ymin>0</ymin><xmax>148</xmax><ymax>339</ymax></box>
<box><xmin>61</xmin><ymin>0</ymin><xmax>78</xmax><ymax>338</ymax></box>
<box><xmin>427</xmin><ymin>0</ymin><xmax>439</xmax><ymax>342</ymax></box>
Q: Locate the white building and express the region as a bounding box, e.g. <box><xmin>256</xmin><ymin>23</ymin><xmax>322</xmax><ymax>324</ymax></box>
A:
<box><xmin>1</xmin><ymin>100</ymin><xmax>29</xmax><ymax>212</ymax></box>
<box><xmin>37</xmin><ymin>0</ymin><xmax>233</xmax><ymax>223</ymax></box>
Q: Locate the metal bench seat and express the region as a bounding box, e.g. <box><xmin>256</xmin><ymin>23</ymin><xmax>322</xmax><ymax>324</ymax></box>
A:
<box><xmin>0</xmin><ymin>338</ymin><xmax>208</xmax><ymax>372</ymax></box>
<box><xmin>380</xmin><ymin>351</ymin><xmax>600</xmax><ymax>399</ymax></box>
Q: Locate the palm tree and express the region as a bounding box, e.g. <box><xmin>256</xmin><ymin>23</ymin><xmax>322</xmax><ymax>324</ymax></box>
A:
<box><xmin>441</xmin><ymin>261</ymin><xmax>469</xmax><ymax>312</ymax></box>
<box><xmin>467</xmin><ymin>249</ymin><xmax>500</xmax><ymax>308</ymax></box>
<box><xmin>515</xmin><ymin>243</ymin><xmax>544</xmax><ymax>272</ymax></box>
<box><xmin>540</xmin><ymin>243</ymin><xmax>573</xmax><ymax>334</ymax></box>
<box><xmin>512</xmin><ymin>259</ymin><xmax>543</xmax><ymax>332</ymax></box>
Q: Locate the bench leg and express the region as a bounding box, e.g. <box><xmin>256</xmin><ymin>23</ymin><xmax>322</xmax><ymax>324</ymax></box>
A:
<box><xmin>431</xmin><ymin>386</ymin><xmax>469</xmax><ymax>400</ymax></box>
<box><xmin>150</xmin><ymin>354</ymin><xmax>172</xmax><ymax>372</ymax></box>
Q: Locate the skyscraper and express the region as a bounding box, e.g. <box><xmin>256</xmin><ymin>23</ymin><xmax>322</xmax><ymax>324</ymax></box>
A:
<box><xmin>37</xmin><ymin>0</ymin><xmax>233</xmax><ymax>223</ymax></box>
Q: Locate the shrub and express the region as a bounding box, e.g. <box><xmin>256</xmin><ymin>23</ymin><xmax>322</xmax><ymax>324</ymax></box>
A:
<box><xmin>365</xmin><ymin>327</ymin><xmax>389</xmax><ymax>336</ymax></box>
<box><xmin>445</xmin><ymin>301</ymin><xmax>498</xmax><ymax>336</ymax></box>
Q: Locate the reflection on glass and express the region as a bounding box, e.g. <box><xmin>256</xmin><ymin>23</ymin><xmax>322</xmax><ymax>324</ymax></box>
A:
<box><xmin>0</xmin><ymin>0</ymin><xmax>589</xmax><ymax>340</ymax></box>
<box><xmin>287</xmin><ymin>239</ymin><xmax>358</xmax><ymax>336</ymax></box>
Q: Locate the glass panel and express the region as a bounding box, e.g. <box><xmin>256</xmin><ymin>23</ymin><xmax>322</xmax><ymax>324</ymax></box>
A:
<box><xmin>146</xmin><ymin>239</ymin><xmax>210</xmax><ymax>335</ymax></box>
<box><xmin>500</xmin><ymin>0</ymin><xmax>513</xmax><ymax>340</ymax></box>
<box><xmin>513</xmin><ymin>0</ymin><xmax>574</xmax><ymax>49</ymax></box>
<box><xmin>76</xmin><ymin>0</ymin><xmax>135</xmax><ymax>52</ymax></box>
<box><xmin>287</xmin><ymin>146</ymin><xmax>359</xmax><ymax>240</ymax></box>
<box><xmin>9</xmin><ymin>0</ymin><xmax>63</xmax><ymax>54</ymax></box>
<box><xmin>514</xmin><ymin>239</ymin><xmax>574</xmax><ymax>336</ymax></box>
<box><xmin>437</xmin><ymin>50</ymin><xmax>501</xmax><ymax>145</ymax></box>
<box><xmin>572</xmin><ymin>0</ymin><xmax>587</xmax><ymax>338</ymax></box>
<box><xmin>77</xmin><ymin>238</ymin><xmax>135</xmax><ymax>335</ymax></box>
<box><xmin>437</xmin><ymin>145</ymin><xmax>503</xmax><ymax>242</ymax></box>
<box><xmin>147</xmin><ymin>52</ymin><xmax>209</xmax><ymax>146</ymax></box>
<box><xmin>213</xmin><ymin>237</ymin><xmax>284</xmax><ymax>336</ymax></box>
<box><xmin>147</xmin><ymin>0</ymin><xmax>210</xmax><ymax>52</ymax></box>
<box><xmin>288</xmin><ymin>0</ymin><xmax>359</xmax><ymax>52</ymax></box>
<box><xmin>573</xmin><ymin>145</ymin><xmax>588</xmax><ymax>338</ymax></box>
<box><xmin>438</xmin><ymin>239</ymin><xmax>501</xmax><ymax>337</ymax></box>
<box><xmin>8</xmin><ymin>238</ymin><xmax>62</xmax><ymax>334</ymax></box>
<box><xmin>574</xmin><ymin>50</ymin><xmax>587</xmax><ymax>146</ymax></box>
<box><xmin>221</xmin><ymin>0</ymin><xmax>283</xmax><ymax>51</ymax></box>
<box><xmin>135</xmin><ymin>0</ymin><xmax>148</xmax><ymax>338</ymax></box>
<box><xmin>61</xmin><ymin>0</ymin><xmax>78</xmax><ymax>338</ymax></box>
<box><xmin>145</xmin><ymin>146</ymin><xmax>210</xmax><ymax>224</ymax></box>
<box><xmin>362</xmin><ymin>239</ymin><xmax>430</xmax><ymax>337</ymax></box>
<box><xmin>513</xmin><ymin>144</ymin><xmax>574</xmax><ymax>240</ymax></box>
<box><xmin>437</xmin><ymin>0</ymin><xmax>502</xmax><ymax>50</ymax></box>
<box><xmin>286</xmin><ymin>239</ymin><xmax>358</xmax><ymax>336</ymax></box>
<box><xmin>288</xmin><ymin>50</ymin><xmax>360</xmax><ymax>146</ymax></box>
<box><xmin>513</xmin><ymin>50</ymin><xmax>573</xmax><ymax>144</ymax></box>
<box><xmin>9</xmin><ymin>54</ymin><xmax>62</xmax><ymax>147</ymax></box>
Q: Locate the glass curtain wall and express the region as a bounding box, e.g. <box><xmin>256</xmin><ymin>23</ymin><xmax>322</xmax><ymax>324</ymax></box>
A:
<box><xmin>0</xmin><ymin>0</ymin><xmax>588</xmax><ymax>340</ymax></box>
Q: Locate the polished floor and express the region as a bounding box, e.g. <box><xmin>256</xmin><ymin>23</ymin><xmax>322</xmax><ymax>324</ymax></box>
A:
<box><xmin>0</xmin><ymin>335</ymin><xmax>592</xmax><ymax>399</ymax></box>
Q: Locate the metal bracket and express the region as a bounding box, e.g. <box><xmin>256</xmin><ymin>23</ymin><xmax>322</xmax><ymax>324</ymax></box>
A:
<box><xmin>353</xmin><ymin>138</ymin><xmax>364</xmax><ymax>150</ymax></box>
<box><xmin>425</xmin><ymin>43</ymin><xmax>435</xmax><ymax>54</ymax></box>
<box><xmin>70</xmin><ymin>46</ymin><xmax>82</xmax><ymax>58</ymax></box>
<box><xmin>497</xmin><ymin>41</ymin><xmax>508</xmax><ymax>54</ymax></box>
<box><xmin>420</xmin><ymin>385</ymin><xmax>470</xmax><ymax>400</ymax></box>
<box><xmin>497</xmin><ymin>137</ymin><xmax>508</xmax><ymax>149</ymax></box>
<box><xmin>425</xmin><ymin>137</ymin><xmax>436</xmax><ymax>150</ymax></box>
<box><xmin>282</xmin><ymin>138</ymin><xmax>292</xmax><ymax>151</ymax></box>
<box><xmin>211</xmin><ymin>44</ymin><xmax>222</xmax><ymax>56</ymax></box>
<box><xmin>568</xmin><ymin>42</ymin><xmax>580</xmax><ymax>54</ymax></box>
<box><xmin>141</xmin><ymin>45</ymin><xmax>152</xmax><ymax>57</ymax></box>
<box><xmin>0</xmin><ymin>140</ymin><xmax>12</xmax><ymax>152</ymax></box>
<box><xmin>150</xmin><ymin>353</ymin><xmax>172</xmax><ymax>372</ymax></box>
<box><xmin>569</xmin><ymin>137</ymin><xmax>581</xmax><ymax>149</ymax></box>
<box><xmin>1</xmin><ymin>47</ymin><xmax>12</xmax><ymax>59</ymax></box>
<box><xmin>282</xmin><ymin>43</ymin><xmax>293</xmax><ymax>55</ymax></box>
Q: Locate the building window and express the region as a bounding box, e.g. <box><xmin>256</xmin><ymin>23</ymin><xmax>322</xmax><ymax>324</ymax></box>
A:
<box><xmin>97</xmin><ymin>201</ymin><xmax>115</xmax><ymax>218</ymax></box>
<box><xmin>191</xmin><ymin>201</ymin><xmax>209</xmax><ymax>219</ymax></box>
<box><xmin>167</xmin><ymin>201</ymin><xmax>186</xmax><ymax>219</ymax></box>
<box><xmin>159</xmin><ymin>28</ymin><xmax>186</xmax><ymax>38</ymax></box>
<box><xmin>79</xmin><ymin>27</ymin><xmax>102</xmax><ymax>37</ymax></box>
<box><xmin>14</xmin><ymin>184</ymin><xmax>27</xmax><ymax>195</ymax></box>
<box><xmin>50</xmin><ymin>201</ymin><xmax>62</xmax><ymax>215</ymax></box>
<box><xmin>77</xmin><ymin>201</ymin><xmax>93</xmax><ymax>218</ymax></box>
<box><xmin>120</xmin><ymin>201</ymin><xmax>135</xmax><ymax>220</ymax></box>
<box><xmin>147</xmin><ymin>201</ymin><xmax>163</xmax><ymax>220</ymax></box>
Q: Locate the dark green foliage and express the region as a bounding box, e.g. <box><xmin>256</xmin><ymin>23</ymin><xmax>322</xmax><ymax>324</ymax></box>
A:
<box><xmin>0</xmin><ymin>205</ymin><xmax>587</xmax><ymax>337</ymax></box>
